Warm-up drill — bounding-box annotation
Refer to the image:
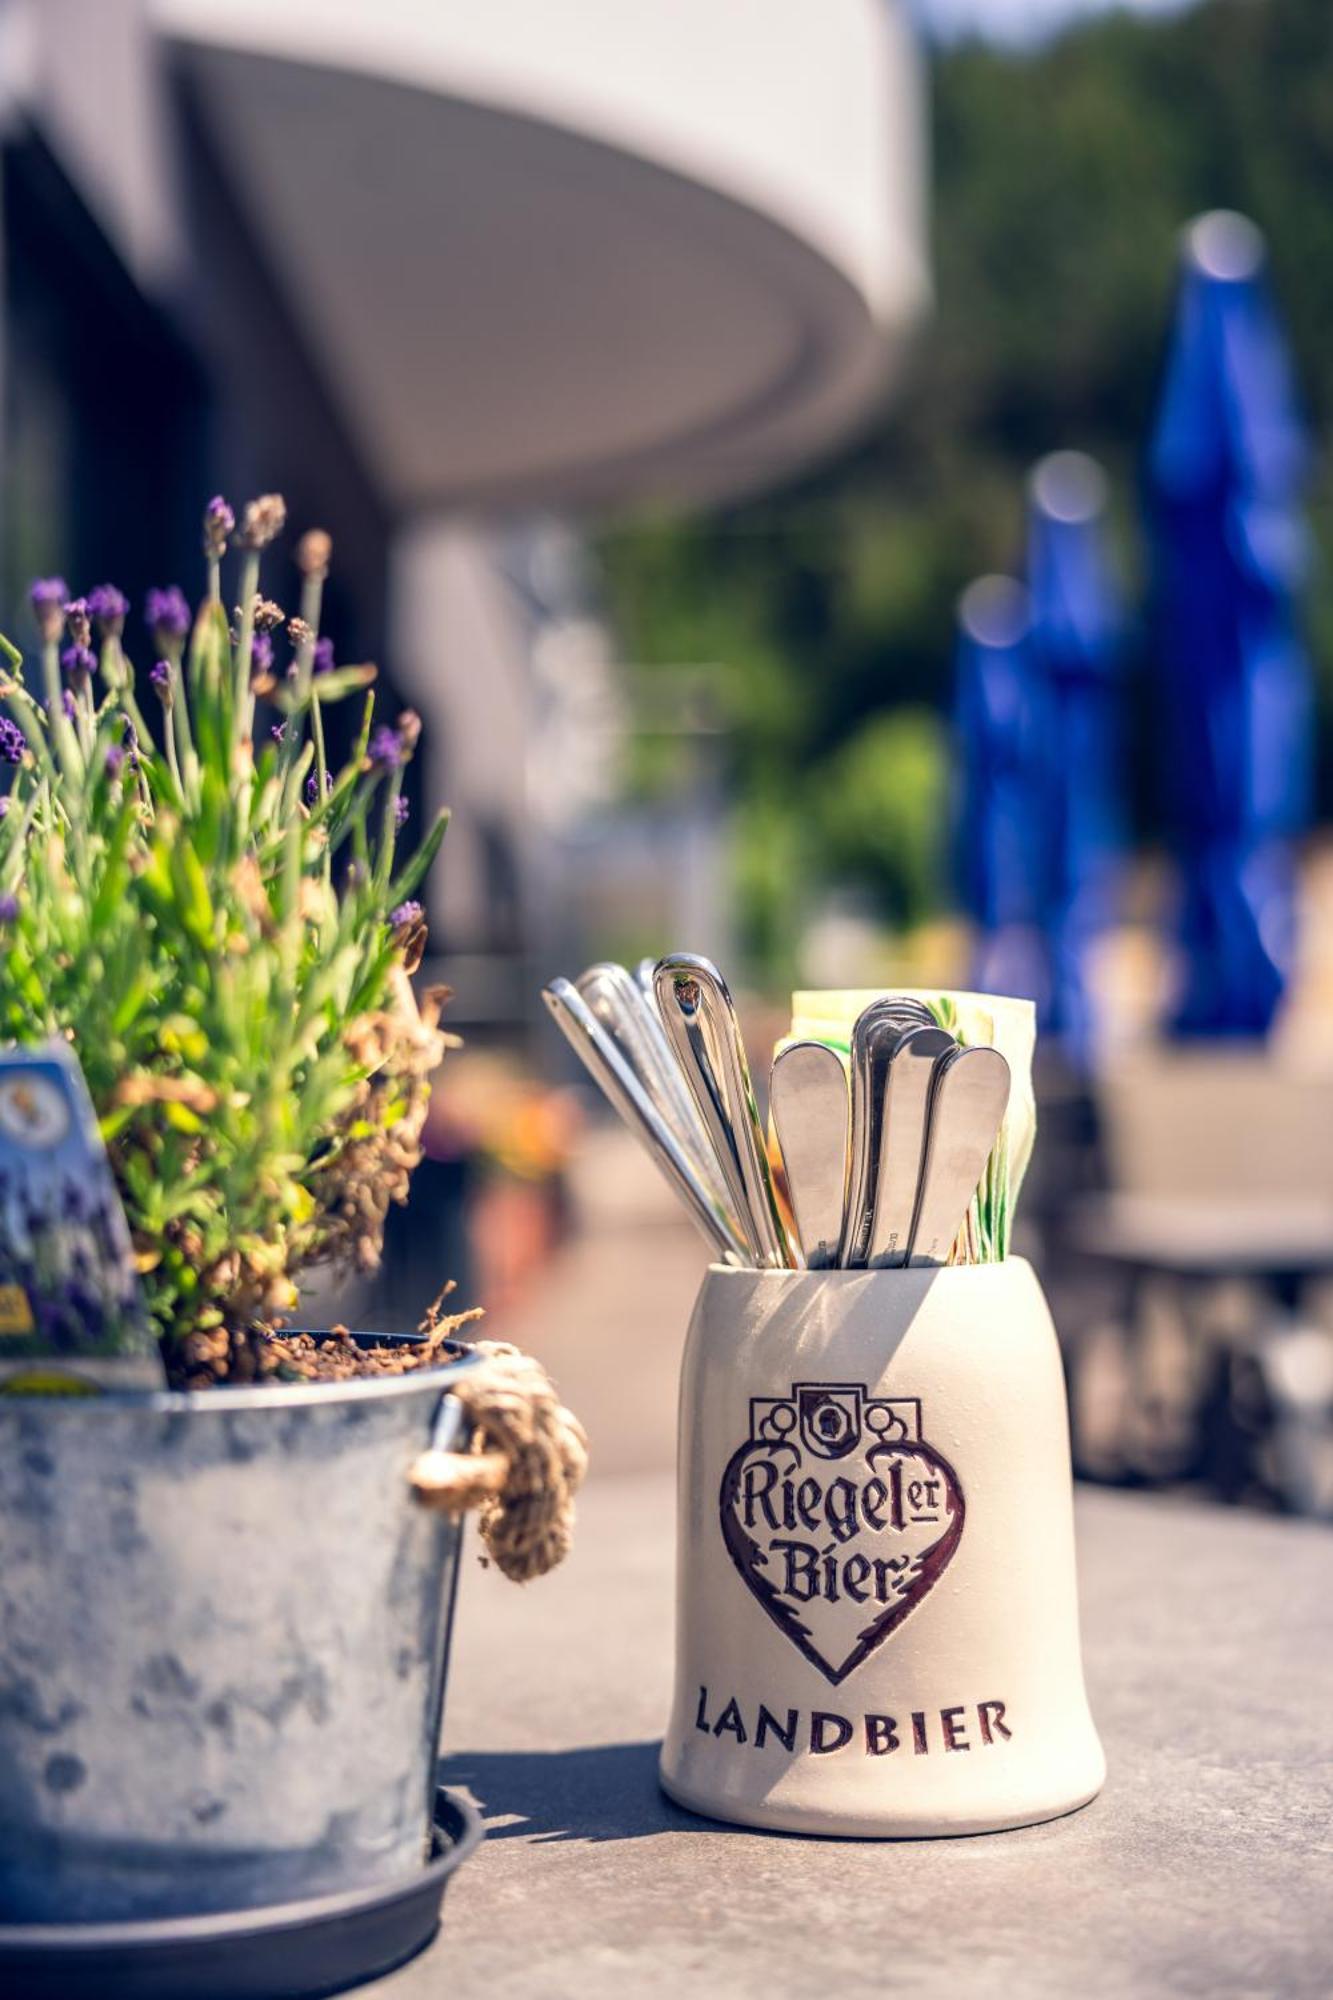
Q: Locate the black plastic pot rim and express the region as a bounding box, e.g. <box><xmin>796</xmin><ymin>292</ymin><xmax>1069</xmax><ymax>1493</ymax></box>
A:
<box><xmin>0</xmin><ymin>1787</ymin><xmax>483</xmax><ymax>1979</ymax></box>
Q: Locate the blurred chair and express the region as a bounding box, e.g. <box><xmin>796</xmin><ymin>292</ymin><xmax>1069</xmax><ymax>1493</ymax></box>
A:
<box><xmin>1055</xmin><ymin>1047</ymin><xmax>1333</xmax><ymax>1517</ymax></box>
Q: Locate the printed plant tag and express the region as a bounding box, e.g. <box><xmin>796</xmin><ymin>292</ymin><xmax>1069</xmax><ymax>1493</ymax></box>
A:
<box><xmin>0</xmin><ymin>1041</ymin><xmax>160</xmax><ymax>1390</ymax></box>
<box><xmin>720</xmin><ymin>1382</ymin><xmax>964</xmax><ymax>1686</ymax></box>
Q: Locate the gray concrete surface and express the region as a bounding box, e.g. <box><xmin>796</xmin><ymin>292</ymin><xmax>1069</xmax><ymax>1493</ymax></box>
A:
<box><xmin>365</xmin><ymin>1129</ymin><xmax>1332</xmax><ymax>1998</ymax></box>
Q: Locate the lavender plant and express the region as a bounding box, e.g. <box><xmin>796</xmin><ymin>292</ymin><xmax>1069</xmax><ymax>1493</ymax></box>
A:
<box><xmin>0</xmin><ymin>497</ymin><xmax>451</xmax><ymax>1381</ymax></box>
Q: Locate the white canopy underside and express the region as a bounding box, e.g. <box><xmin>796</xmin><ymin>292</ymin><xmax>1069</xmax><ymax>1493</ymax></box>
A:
<box><xmin>157</xmin><ymin>0</ymin><xmax>926</xmax><ymax>509</ymax></box>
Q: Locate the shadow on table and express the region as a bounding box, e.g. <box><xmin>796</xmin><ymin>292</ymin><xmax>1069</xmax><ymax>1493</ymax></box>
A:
<box><xmin>439</xmin><ymin>1741</ymin><xmax>725</xmax><ymax>1845</ymax></box>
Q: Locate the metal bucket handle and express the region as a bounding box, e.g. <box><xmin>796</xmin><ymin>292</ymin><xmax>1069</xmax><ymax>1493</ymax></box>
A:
<box><xmin>407</xmin><ymin>1341</ymin><xmax>588</xmax><ymax>1581</ymax></box>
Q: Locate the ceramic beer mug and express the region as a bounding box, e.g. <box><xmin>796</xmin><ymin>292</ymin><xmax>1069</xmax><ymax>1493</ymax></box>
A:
<box><xmin>660</xmin><ymin>1257</ymin><xmax>1105</xmax><ymax>1836</ymax></box>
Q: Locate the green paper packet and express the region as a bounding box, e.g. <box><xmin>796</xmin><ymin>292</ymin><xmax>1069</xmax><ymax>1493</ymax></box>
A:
<box><xmin>781</xmin><ymin>990</ymin><xmax>1037</xmax><ymax>1263</ymax></box>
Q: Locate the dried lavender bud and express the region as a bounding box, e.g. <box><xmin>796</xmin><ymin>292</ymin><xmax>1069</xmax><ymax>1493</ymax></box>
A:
<box><xmin>368</xmin><ymin>725</ymin><xmax>403</xmax><ymax>772</ymax></box>
<box><xmin>61</xmin><ymin>644</ymin><xmax>95</xmax><ymax>686</ymax></box>
<box><xmin>203</xmin><ymin>495</ymin><xmax>235</xmax><ymax>558</ymax></box>
<box><xmin>396</xmin><ymin>709</ymin><xmax>422</xmax><ymax>751</ymax></box>
<box><xmin>287</xmin><ymin>616</ymin><xmax>313</xmax><ymax>648</ymax></box>
<box><xmin>238</xmin><ymin>493</ymin><xmax>287</xmax><ymax>551</ymax></box>
<box><xmin>394</xmin><ymin>795</ymin><xmax>409</xmax><ymax>829</ymax></box>
<box><xmin>389</xmin><ymin>899</ymin><xmax>423</xmax><ymax>929</ymax></box>
<box><xmin>88</xmin><ymin>584</ymin><xmax>129</xmax><ymax>634</ymax></box>
<box><xmin>63</xmin><ymin>597</ymin><xmax>91</xmax><ymax>647</ymax></box>
<box><xmin>145</xmin><ymin>585</ymin><xmax>191</xmax><ymax>642</ymax></box>
<box><xmin>296</xmin><ymin>529</ymin><xmax>332</xmax><ymax>578</ymax></box>
<box><xmin>0</xmin><ymin>893</ymin><xmax>18</xmax><ymax>924</ymax></box>
<box><xmin>312</xmin><ymin>636</ymin><xmax>335</xmax><ymax>676</ymax></box>
<box><xmin>29</xmin><ymin>577</ymin><xmax>69</xmax><ymax>644</ymax></box>
<box><xmin>249</xmin><ymin>595</ymin><xmax>284</xmax><ymax>634</ymax></box>
<box><xmin>0</xmin><ymin>718</ymin><xmax>25</xmax><ymax>764</ymax></box>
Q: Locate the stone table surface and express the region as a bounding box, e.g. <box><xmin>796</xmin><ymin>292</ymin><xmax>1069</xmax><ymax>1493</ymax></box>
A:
<box><xmin>367</xmin><ymin>1474</ymin><xmax>1331</xmax><ymax>2000</ymax></box>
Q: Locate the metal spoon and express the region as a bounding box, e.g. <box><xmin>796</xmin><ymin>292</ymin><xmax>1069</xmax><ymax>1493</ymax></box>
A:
<box><xmin>868</xmin><ymin>1025</ymin><xmax>957</xmax><ymax>1268</ymax></box>
<box><xmin>574</xmin><ymin>961</ymin><xmax>734</xmax><ymax>1216</ymax></box>
<box><xmin>770</xmin><ymin>1042</ymin><xmax>849</xmax><ymax>1269</ymax></box>
<box><xmin>837</xmin><ymin>999</ymin><xmax>934</xmax><ymax>1268</ymax></box>
<box><xmin>541</xmin><ymin>978</ymin><xmax>750</xmax><ymax>1266</ymax></box>
<box><xmin>907</xmin><ymin>1044</ymin><xmax>1011</xmax><ymax>1268</ymax></box>
<box><xmin>653</xmin><ymin>954</ymin><xmax>795</xmax><ymax>1269</ymax></box>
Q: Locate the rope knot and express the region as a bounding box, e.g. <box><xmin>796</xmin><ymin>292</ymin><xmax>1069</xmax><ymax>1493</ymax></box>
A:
<box><xmin>409</xmin><ymin>1340</ymin><xmax>588</xmax><ymax>1582</ymax></box>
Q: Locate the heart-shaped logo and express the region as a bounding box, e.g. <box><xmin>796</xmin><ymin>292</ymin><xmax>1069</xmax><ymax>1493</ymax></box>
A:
<box><xmin>719</xmin><ymin>1383</ymin><xmax>964</xmax><ymax>1687</ymax></box>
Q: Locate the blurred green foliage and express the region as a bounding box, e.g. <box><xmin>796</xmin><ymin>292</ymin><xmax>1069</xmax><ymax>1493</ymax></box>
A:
<box><xmin>598</xmin><ymin>0</ymin><xmax>1333</xmax><ymax>968</ymax></box>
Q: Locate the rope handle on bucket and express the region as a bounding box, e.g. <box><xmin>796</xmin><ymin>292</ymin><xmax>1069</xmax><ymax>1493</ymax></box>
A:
<box><xmin>409</xmin><ymin>1340</ymin><xmax>589</xmax><ymax>1582</ymax></box>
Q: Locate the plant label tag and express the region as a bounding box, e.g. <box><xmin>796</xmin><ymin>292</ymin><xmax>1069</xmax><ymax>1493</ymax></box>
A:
<box><xmin>0</xmin><ymin>1041</ymin><xmax>162</xmax><ymax>1391</ymax></box>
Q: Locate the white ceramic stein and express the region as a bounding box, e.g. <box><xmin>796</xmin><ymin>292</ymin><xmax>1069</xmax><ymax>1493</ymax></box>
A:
<box><xmin>659</xmin><ymin>1258</ymin><xmax>1105</xmax><ymax>1836</ymax></box>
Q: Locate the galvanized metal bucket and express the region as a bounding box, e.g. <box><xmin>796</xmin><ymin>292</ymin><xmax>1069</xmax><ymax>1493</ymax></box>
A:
<box><xmin>0</xmin><ymin>1338</ymin><xmax>478</xmax><ymax>1924</ymax></box>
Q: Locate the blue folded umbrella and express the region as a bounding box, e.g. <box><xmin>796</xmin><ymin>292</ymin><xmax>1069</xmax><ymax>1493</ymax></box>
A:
<box><xmin>1027</xmin><ymin>451</ymin><xmax>1125</xmax><ymax>1063</ymax></box>
<box><xmin>954</xmin><ymin>576</ymin><xmax>1052</xmax><ymax>1010</ymax></box>
<box><xmin>1146</xmin><ymin>211</ymin><xmax>1311</xmax><ymax>1038</ymax></box>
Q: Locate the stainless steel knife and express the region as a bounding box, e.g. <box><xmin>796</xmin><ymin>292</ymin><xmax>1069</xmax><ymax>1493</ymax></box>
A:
<box><xmin>906</xmin><ymin>1044</ymin><xmax>1011</xmax><ymax>1268</ymax></box>
<box><xmin>769</xmin><ymin>1041</ymin><xmax>849</xmax><ymax>1269</ymax></box>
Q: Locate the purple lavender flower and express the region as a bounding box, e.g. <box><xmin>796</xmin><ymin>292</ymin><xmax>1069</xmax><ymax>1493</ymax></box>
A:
<box><xmin>0</xmin><ymin>719</ymin><xmax>27</xmax><ymax>764</ymax></box>
<box><xmin>271</xmin><ymin>722</ymin><xmax>287</xmax><ymax>744</ymax></box>
<box><xmin>305</xmin><ymin>769</ymin><xmax>333</xmax><ymax>805</ymax></box>
<box><xmin>88</xmin><ymin>584</ymin><xmax>129</xmax><ymax>633</ymax></box>
<box><xmin>389</xmin><ymin>900</ymin><xmax>423</xmax><ymax>930</ymax></box>
<box><xmin>59</xmin><ymin>690</ymin><xmax>77</xmax><ymax>722</ymax></box>
<box><xmin>203</xmin><ymin>495</ymin><xmax>234</xmax><ymax>558</ymax></box>
<box><xmin>0</xmin><ymin>797</ymin><xmax>8</xmax><ymax>820</ymax></box>
<box><xmin>29</xmin><ymin>578</ymin><xmax>69</xmax><ymax>642</ymax></box>
<box><xmin>104</xmin><ymin>744</ymin><xmax>125</xmax><ymax>779</ymax></box>
<box><xmin>394</xmin><ymin>795</ymin><xmax>410</xmax><ymax>830</ymax></box>
<box><xmin>149</xmin><ymin>659</ymin><xmax>171</xmax><ymax>692</ymax></box>
<box><xmin>312</xmin><ymin>636</ymin><xmax>335</xmax><ymax>676</ymax></box>
<box><xmin>145</xmin><ymin>585</ymin><xmax>191</xmax><ymax>642</ymax></box>
<box><xmin>120</xmin><ymin>715</ymin><xmax>141</xmax><ymax>768</ymax></box>
<box><xmin>368</xmin><ymin>725</ymin><xmax>404</xmax><ymax>772</ymax></box>
<box><xmin>0</xmin><ymin>894</ymin><xmax>19</xmax><ymax>924</ymax></box>
<box><xmin>250</xmin><ymin>631</ymin><xmax>274</xmax><ymax>677</ymax></box>
<box><xmin>63</xmin><ymin>597</ymin><xmax>91</xmax><ymax>646</ymax></box>
<box><xmin>30</xmin><ymin>577</ymin><xmax>68</xmax><ymax>615</ymax></box>
<box><xmin>61</xmin><ymin>644</ymin><xmax>95</xmax><ymax>685</ymax></box>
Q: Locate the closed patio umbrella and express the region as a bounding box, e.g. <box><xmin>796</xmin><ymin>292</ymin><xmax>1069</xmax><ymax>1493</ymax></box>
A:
<box><xmin>1027</xmin><ymin>451</ymin><xmax>1125</xmax><ymax>1063</ymax></box>
<box><xmin>955</xmin><ymin>575</ymin><xmax>1051</xmax><ymax>1009</ymax></box>
<box><xmin>1147</xmin><ymin>210</ymin><xmax>1311</xmax><ymax>1038</ymax></box>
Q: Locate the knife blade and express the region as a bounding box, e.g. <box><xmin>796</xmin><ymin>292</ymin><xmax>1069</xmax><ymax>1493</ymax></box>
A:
<box><xmin>770</xmin><ymin>1041</ymin><xmax>849</xmax><ymax>1269</ymax></box>
<box><xmin>906</xmin><ymin>1044</ymin><xmax>1011</xmax><ymax>1268</ymax></box>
